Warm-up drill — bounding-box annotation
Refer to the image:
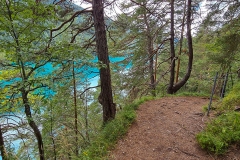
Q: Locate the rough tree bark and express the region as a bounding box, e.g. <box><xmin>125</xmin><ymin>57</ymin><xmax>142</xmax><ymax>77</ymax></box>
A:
<box><xmin>168</xmin><ymin>0</ymin><xmax>193</xmax><ymax>94</ymax></box>
<box><xmin>92</xmin><ymin>0</ymin><xmax>116</xmax><ymax>123</ymax></box>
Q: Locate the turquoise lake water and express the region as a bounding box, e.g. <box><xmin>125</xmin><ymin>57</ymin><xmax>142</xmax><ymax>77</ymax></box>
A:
<box><xmin>0</xmin><ymin>56</ymin><xmax>127</xmax><ymax>159</ymax></box>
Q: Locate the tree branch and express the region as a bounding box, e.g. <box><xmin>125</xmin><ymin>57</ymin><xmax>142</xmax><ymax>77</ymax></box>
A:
<box><xmin>50</xmin><ymin>8</ymin><xmax>92</xmax><ymax>39</ymax></box>
<box><xmin>79</xmin><ymin>85</ymin><xmax>100</xmax><ymax>99</ymax></box>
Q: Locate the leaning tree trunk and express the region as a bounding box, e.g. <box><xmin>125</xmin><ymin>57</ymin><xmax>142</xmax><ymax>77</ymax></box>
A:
<box><xmin>170</xmin><ymin>0</ymin><xmax>193</xmax><ymax>93</ymax></box>
<box><xmin>92</xmin><ymin>0</ymin><xmax>116</xmax><ymax>123</ymax></box>
<box><xmin>19</xmin><ymin>60</ymin><xmax>45</xmax><ymax>160</ymax></box>
<box><xmin>167</xmin><ymin>0</ymin><xmax>176</xmax><ymax>94</ymax></box>
<box><xmin>21</xmin><ymin>90</ymin><xmax>45</xmax><ymax>160</ymax></box>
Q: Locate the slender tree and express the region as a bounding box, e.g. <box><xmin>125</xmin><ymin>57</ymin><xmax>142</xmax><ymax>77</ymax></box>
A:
<box><xmin>3</xmin><ymin>1</ymin><xmax>46</xmax><ymax>158</ymax></box>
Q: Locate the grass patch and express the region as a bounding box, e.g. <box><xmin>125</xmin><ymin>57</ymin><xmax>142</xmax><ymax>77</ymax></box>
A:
<box><xmin>196</xmin><ymin>111</ymin><xmax>240</xmax><ymax>155</ymax></box>
<box><xmin>175</xmin><ymin>91</ymin><xmax>210</xmax><ymax>98</ymax></box>
<box><xmin>79</xmin><ymin>96</ymin><xmax>154</xmax><ymax>160</ymax></box>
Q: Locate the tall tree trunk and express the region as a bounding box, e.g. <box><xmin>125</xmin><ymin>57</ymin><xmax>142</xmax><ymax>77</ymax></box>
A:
<box><xmin>92</xmin><ymin>0</ymin><xmax>116</xmax><ymax>123</ymax></box>
<box><xmin>167</xmin><ymin>0</ymin><xmax>176</xmax><ymax>94</ymax></box>
<box><xmin>171</xmin><ymin>0</ymin><xmax>193</xmax><ymax>93</ymax></box>
<box><xmin>143</xmin><ymin>9</ymin><xmax>155</xmax><ymax>96</ymax></box>
<box><xmin>0</xmin><ymin>125</ymin><xmax>8</xmax><ymax>160</ymax></box>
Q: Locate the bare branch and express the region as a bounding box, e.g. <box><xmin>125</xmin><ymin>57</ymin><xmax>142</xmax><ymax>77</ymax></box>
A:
<box><xmin>79</xmin><ymin>85</ymin><xmax>100</xmax><ymax>99</ymax></box>
<box><xmin>50</xmin><ymin>8</ymin><xmax>92</xmax><ymax>39</ymax></box>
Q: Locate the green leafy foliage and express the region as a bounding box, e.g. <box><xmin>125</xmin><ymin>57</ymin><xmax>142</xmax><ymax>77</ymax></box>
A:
<box><xmin>196</xmin><ymin>112</ymin><xmax>240</xmax><ymax>155</ymax></box>
<box><xmin>221</xmin><ymin>82</ymin><xmax>240</xmax><ymax>111</ymax></box>
<box><xmin>0</xmin><ymin>0</ymin><xmax>96</xmax><ymax>159</ymax></box>
<box><xmin>197</xmin><ymin>81</ymin><xmax>240</xmax><ymax>155</ymax></box>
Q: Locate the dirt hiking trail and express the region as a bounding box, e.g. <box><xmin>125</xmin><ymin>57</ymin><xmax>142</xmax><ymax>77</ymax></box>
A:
<box><xmin>109</xmin><ymin>97</ymin><xmax>240</xmax><ymax>160</ymax></box>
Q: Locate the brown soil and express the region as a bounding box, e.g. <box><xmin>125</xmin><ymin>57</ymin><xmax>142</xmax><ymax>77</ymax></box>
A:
<box><xmin>109</xmin><ymin>97</ymin><xmax>240</xmax><ymax>160</ymax></box>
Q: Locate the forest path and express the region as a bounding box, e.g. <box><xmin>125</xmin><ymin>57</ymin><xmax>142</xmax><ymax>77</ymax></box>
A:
<box><xmin>109</xmin><ymin>97</ymin><xmax>240</xmax><ymax>160</ymax></box>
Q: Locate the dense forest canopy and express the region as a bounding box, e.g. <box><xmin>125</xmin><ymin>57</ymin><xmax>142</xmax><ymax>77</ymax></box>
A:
<box><xmin>0</xmin><ymin>0</ymin><xmax>239</xmax><ymax>159</ymax></box>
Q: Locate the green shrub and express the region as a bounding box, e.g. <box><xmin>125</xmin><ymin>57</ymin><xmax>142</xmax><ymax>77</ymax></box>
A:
<box><xmin>221</xmin><ymin>82</ymin><xmax>240</xmax><ymax>111</ymax></box>
<box><xmin>196</xmin><ymin>112</ymin><xmax>240</xmax><ymax>155</ymax></box>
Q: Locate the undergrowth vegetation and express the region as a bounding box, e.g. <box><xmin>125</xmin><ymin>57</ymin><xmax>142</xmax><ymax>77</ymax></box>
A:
<box><xmin>175</xmin><ymin>91</ymin><xmax>210</xmax><ymax>97</ymax></box>
<box><xmin>196</xmin><ymin>81</ymin><xmax>240</xmax><ymax>155</ymax></box>
<box><xmin>80</xmin><ymin>96</ymin><xmax>154</xmax><ymax>160</ymax></box>
<box><xmin>221</xmin><ymin>82</ymin><xmax>240</xmax><ymax>111</ymax></box>
<box><xmin>196</xmin><ymin>112</ymin><xmax>240</xmax><ymax>154</ymax></box>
